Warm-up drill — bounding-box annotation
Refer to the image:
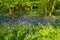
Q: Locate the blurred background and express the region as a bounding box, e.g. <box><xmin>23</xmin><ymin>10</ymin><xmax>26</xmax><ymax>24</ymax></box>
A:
<box><xmin>0</xmin><ymin>0</ymin><xmax>60</xmax><ymax>40</ymax></box>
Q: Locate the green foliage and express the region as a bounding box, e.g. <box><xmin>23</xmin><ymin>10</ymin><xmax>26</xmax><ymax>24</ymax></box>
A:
<box><xmin>55</xmin><ymin>0</ymin><xmax>60</xmax><ymax>9</ymax></box>
<box><xmin>0</xmin><ymin>24</ymin><xmax>60</xmax><ymax>40</ymax></box>
<box><xmin>0</xmin><ymin>0</ymin><xmax>58</xmax><ymax>17</ymax></box>
<box><xmin>0</xmin><ymin>0</ymin><xmax>60</xmax><ymax>40</ymax></box>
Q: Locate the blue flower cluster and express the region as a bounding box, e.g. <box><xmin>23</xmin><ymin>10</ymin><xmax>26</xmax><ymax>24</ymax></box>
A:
<box><xmin>0</xmin><ymin>15</ymin><xmax>60</xmax><ymax>26</ymax></box>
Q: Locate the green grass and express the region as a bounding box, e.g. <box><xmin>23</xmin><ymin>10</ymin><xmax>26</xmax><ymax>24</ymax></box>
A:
<box><xmin>0</xmin><ymin>24</ymin><xmax>60</xmax><ymax>40</ymax></box>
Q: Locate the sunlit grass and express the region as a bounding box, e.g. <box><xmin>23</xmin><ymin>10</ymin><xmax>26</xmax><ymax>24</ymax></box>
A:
<box><xmin>0</xmin><ymin>24</ymin><xmax>60</xmax><ymax>40</ymax></box>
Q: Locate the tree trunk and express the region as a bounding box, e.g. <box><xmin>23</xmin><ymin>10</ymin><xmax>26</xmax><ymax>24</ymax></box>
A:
<box><xmin>49</xmin><ymin>0</ymin><xmax>56</xmax><ymax>17</ymax></box>
<box><xmin>19</xmin><ymin>4</ymin><xmax>23</xmax><ymax>16</ymax></box>
<box><xmin>25</xmin><ymin>7</ymin><xmax>28</xmax><ymax>16</ymax></box>
<box><xmin>9</xmin><ymin>8</ymin><xmax>14</xmax><ymax>18</ymax></box>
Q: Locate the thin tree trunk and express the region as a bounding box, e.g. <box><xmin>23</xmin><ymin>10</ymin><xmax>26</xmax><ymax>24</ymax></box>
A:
<box><xmin>25</xmin><ymin>7</ymin><xmax>28</xmax><ymax>16</ymax></box>
<box><xmin>44</xmin><ymin>7</ymin><xmax>48</xmax><ymax>23</ymax></box>
<box><xmin>19</xmin><ymin>4</ymin><xmax>23</xmax><ymax>16</ymax></box>
<box><xmin>49</xmin><ymin>0</ymin><xmax>56</xmax><ymax>17</ymax></box>
<box><xmin>9</xmin><ymin>8</ymin><xmax>14</xmax><ymax>18</ymax></box>
<box><xmin>31</xmin><ymin>6</ymin><xmax>33</xmax><ymax>15</ymax></box>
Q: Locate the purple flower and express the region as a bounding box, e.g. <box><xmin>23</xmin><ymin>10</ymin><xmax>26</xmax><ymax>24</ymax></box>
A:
<box><xmin>23</xmin><ymin>15</ymin><xmax>27</xmax><ymax>19</ymax></box>
<box><xmin>3</xmin><ymin>18</ymin><xmax>7</xmax><ymax>22</ymax></box>
<box><xmin>7</xmin><ymin>18</ymin><xmax>13</xmax><ymax>22</ymax></box>
<box><xmin>0</xmin><ymin>18</ymin><xmax>2</xmax><ymax>22</ymax></box>
<box><xmin>20</xmin><ymin>21</ymin><xmax>25</xmax><ymax>25</ymax></box>
<box><xmin>27</xmin><ymin>19</ymin><xmax>31</xmax><ymax>22</ymax></box>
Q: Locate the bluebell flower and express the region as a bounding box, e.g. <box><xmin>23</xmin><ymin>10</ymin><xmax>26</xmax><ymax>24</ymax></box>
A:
<box><xmin>27</xmin><ymin>19</ymin><xmax>31</xmax><ymax>22</ymax></box>
<box><xmin>32</xmin><ymin>22</ymin><xmax>36</xmax><ymax>25</ymax></box>
<box><xmin>3</xmin><ymin>18</ymin><xmax>7</xmax><ymax>22</ymax></box>
<box><xmin>0</xmin><ymin>18</ymin><xmax>2</xmax><ymax>22</ymax></box>
<box><xmin>18</xmin><ymin>17</ymin><xmax>23</xmax><ymax>21</ymax></box>
<box><xmin>40</xmin><ymin>17</ymin><xmax>44</xmax><ymax>21</ymax></box>
<box><xmin>23</xmin><ymin>15</ymin><xmax>27</xmax><ymax>19</ymax></box>
<box><xmin>18</xmin><ymin>20</ymin><xmax>21</xmax><ymax>23</ymax></box>
<box><xmin>14</xmin><ymin>22</ymin><xmax>17</xmax><ymax>24</ymax></box>
<box><xmin>7</xmin><ymin>18</ymin><xmax>13</xmax><ymax>22</ymax></box>
<box><xmin>20</xmin><ymin>21</ymin><xmax>25</xmax><ymax>25</ymax></box>
<box><xmin>12</xmin><ymin>21</ymin><xmax>15</xmax><ymax>24</ymax></box>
